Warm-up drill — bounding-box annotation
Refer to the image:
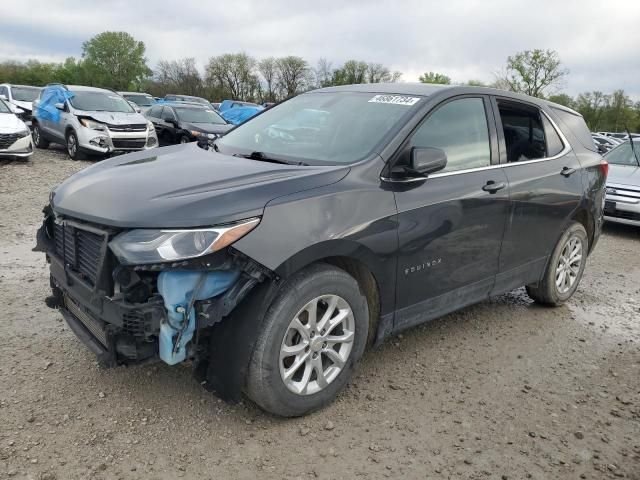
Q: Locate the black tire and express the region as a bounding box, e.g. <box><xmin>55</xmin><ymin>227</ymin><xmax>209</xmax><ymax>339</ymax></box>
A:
<box><xmin>32</xmin><ymin>123</ymin><xmax>49</xmax><ymax>149</ymax></box>
<box><xmin>526</xmin><ymin>222</ymin><xmax>588</xmax><ymax>306</ymax></box>
<box><xmin>246</xmin><ymin>264</ymin><xmax>369</xmax><ymax>417</ymax></box>
<box><xmin>179</xmin><ymin>135</ymin><xmax>191</xmax><ymax>144</ymax></box>
<box><xmin>65</xmin><ymin>130</ymin><xmax>84</xmax><ymax>160</ymax></box>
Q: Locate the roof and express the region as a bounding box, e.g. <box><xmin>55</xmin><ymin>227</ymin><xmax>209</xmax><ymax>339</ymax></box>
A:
<box><xmin>165</xmin><ymin>94</ymin><xmax>206</xmax><ymax>100</ymax></box>
<box><xmin>66</xmin><ymin>85</ymin><xmax>114</xmax><ymax>93</ymax></box>
<box><xmin>313</xmin><ymin>82</ymin><xmax>583</xmax><ymax>117</ymax></box>
<box><xmin>118</xmin><ymin>91</ymin><xmax>152</xmax><ymax>96</ymax></box>
<box><xmin>164</xmin><ymin>103</ymin><xmax>209</xmax><ymax>110</ymax></box>
<box><xmin>0</xmin><ymin>83</ymin><xmax>42</xmax><ymax>89</ymax></box>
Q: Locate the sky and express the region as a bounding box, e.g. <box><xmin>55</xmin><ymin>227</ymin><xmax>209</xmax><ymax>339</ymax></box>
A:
<box><xmin>2</xmin><ymin>0</ymin><xmax>639</xmax><ymax>99</ymax></box>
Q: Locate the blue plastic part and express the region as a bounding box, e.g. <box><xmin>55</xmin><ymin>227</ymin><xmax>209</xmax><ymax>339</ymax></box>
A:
<box><xmin>34</xmin><ymin>86</ymin><xmax>75</xmax><ymax>124</ymax></box>
<box><xmin>221</xmin><ymin>105</ymin><xmax>263</xmax><ymax>125</ymax></box>
<box><xmin>157</xmin><ymin>270</ymin><xmax>240</xmax><ymax>365</ymax></box>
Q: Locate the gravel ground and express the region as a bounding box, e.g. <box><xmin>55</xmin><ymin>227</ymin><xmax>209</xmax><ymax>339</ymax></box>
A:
<box><xmin>0</xmin><ymin>148</ymin><xmax>639</xmax><ymax>480</ymax></box>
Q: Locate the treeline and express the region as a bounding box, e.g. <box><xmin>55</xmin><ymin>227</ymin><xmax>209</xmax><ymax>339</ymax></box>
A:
<box><xmin>548</xmin><ymin>91</ymin><xmax>640</xmax><ymax>133</ymax></box>
<box><xmin>0</xmin><ymin>32</ymin><xmax>638</xmax><ymax>132</ymax></box>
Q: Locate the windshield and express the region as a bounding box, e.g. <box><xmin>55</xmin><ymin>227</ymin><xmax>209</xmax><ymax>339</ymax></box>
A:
<box><xmin>69</xmin><ymin>91</ymin><xmax>135</xmax><ymax>113</ymax></box>
<box><xmin>605</xmin><ymin>141</ymin><xmax>640</xmax><ymax>166</ymax></box>
<box><xmin>216</xmin><ymin>91</ymin><xmax>421</xmax><ymax>165</ymax></box>
<box><xmin>124</xmin><ymin>94</ymin><xmax>155</xmax><ymax>107</ymax></box>
<box><xmin>0</xmin><ymin>99</ymin><xmax>11</xmax><ymax>114</ymax></box>
<box><xmin>11</xmin><ymin>86</ymin><xmax>41</xmax><ymax>102</ymax></box>
<box><xmin>175</xmin><ymin>107</ymin><xmax>226</xmax><ymax>124</ymax></box>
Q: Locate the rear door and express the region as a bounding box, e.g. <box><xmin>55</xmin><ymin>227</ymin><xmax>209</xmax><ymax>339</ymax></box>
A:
<box><xmin>490</xmin><ymin>97</ymin><xmax>583</xmax><ymax>294</ymax></box>
<box><xmin>391</xmin><ymin>95</ymin><xmax>509</xmax><ymax>331</ymax></box>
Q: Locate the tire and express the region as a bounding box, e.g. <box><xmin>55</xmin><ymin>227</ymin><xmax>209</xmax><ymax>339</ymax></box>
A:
<box><xmin>65</xmin><ymin>130</ymin><xmax>84</xmax><ymax>160</ymax></box>
<box><xmin>526</xmin><ymin>222</ymin><xmax>588</xmax><ymax>306</ymax></box>
<box><xmin>246</xmin><ymin>264</ymin><xmax>369</xmax><ymax>417</ymax></box>
<box><xmin>32</xmin><ymin>123</ymin><xmax>49</xmax><ymax>149</ymax></box>
<box><xmin>180</xmin><ymin>135</ymin><xmax>191</xmax><ymax>144</ymax></box>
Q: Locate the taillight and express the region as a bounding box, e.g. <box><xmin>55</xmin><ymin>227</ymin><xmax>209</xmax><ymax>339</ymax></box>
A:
<box><xmin>600</xmin><ymin>159</ymin><xmax>609</xmax><ymax>178</ymax></box>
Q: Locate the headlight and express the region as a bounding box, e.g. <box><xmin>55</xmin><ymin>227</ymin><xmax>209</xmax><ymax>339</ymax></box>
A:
<box><xmin>80</xmin><ymin>118</ymin><xmax>106</xmax><ymax>131</ymax></box>
<box><xmin>190</xmin><ymin>130</ymin><xmax>203</xmax><ymax>137</ymax></box>
<box><xmin>147</xmin><ymin>120</ymin><xmax>155</xmax><ymax>131</ymax></box>
<box><xmin>108</xmin><ymin>217</ymin><xmax>260</xmax><ymax>265</ymax></box>
<box><xmin>16</xmin><ymin>128</ymin><xmax>31</xmax><ymax>138</ymax></box>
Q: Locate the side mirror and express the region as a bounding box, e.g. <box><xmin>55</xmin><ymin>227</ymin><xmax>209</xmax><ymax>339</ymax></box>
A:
<box><xmin>409</xmin><ymin>147</ymin><xmax>447</xmax><ymax>176</ymax></box>
<box><xmin>54</xmin><ymin>102</ymin><xmax>65</xmax><ymax>111</ymax></box>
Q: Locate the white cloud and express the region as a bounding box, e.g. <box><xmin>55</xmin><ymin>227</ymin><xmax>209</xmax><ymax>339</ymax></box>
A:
<box><xmin>1</xmin><ymin>0</ymin><xmax>639</xmax><ymax>98</ymax></box>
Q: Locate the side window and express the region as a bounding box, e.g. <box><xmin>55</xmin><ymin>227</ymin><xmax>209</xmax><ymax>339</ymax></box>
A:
<box><xmin>0</xmin><ymin>86</ymin><xmax>8</xmax><ymax>98</ymax></box>
<box><xmin>148</xmin><ymin>106</ymin><xmax>162</xmax><ymax>118</ymax></box>
<box><xmin>162</xmin><ymin>107</ymin><xmax>175</xmax><ymax>121</ymax></box>
<box><xmin>497</xmin><ymin>101</ymin><xmax>547</xmax><ymax>162</ymax></box>
<box><xmin>410</xmin><ymin>97</ymin><xmax>491</xmax><ymax>173</ymax></box>
<box><xmin>541</xmin><ymin>113</ymin><xmax>564</xmax><ymax>156</ymax></box>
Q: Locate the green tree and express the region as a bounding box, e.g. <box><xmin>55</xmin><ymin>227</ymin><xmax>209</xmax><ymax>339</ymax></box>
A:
<box><xmin>205</xmin><ymin>53</ymin><xmax>260</xmax><ymax>100</ymax></box>
<box><xmin>419</xmin><ymin>72</ymin><xmax>451</xmax><ymax>84</ymax></box>
<box><xmin>332</xmin><ymin>60</ymin><xmax>368</xmax><ymax>85</ymax></box>
<box><xmin>547</xmin><ymin>93</ymin><xmax>575</xmax><ymax>109</ymax></box>
<box><xmin>465</xmin><ymin>79</ymin><xmax>486</xmax><ymax>87</ymax></box>
<box><xmin>81</xmin><ymin>31</ymin><xmax>151</xmax><ymax>90</ymax></box>
<box><xmin>501</xmin><ymin>49</ymin><xmax>568</xmax><ymax>98</ymax></box>
<box><xmin>276</xmin><ymin>56</ymin><xmax>311</xmax><ymax>98</ymax></box>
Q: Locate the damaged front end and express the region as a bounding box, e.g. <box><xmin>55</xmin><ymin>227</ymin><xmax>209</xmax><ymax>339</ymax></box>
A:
<box><xmin>34</xmin><ymin>205</ymin><xmax>270</xmax><ymax>369</ymax></box>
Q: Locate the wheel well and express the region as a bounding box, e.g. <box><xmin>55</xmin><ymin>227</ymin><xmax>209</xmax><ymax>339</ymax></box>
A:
<box><xmin>320</xmin><ymin>256</ymin><xmax>380</xmax><ymax>345</ymax></box>
<box><xmin>571</xmin><ymin>209</ymin><xmax>595</xmax><ymax>251</ymax></box>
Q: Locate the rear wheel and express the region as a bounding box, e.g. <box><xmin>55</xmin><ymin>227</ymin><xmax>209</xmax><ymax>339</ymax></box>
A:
<box><xmin>526</xmin><ymin>222</ymin><xmax>588</xmax><ymax>306</ymax></box>
<box><xmin>66</xmin><ymin>130</ymin><xmax>84</xmax><ymax>160</ymax></box>
<box><xmin>246</xmin><ymin>264</ymin><xmax>369</xmax><ymax>417</ymax></box>
<box><xmin>32</xmin><ymin>123</ymin><xmax>49</xmax><ymax>149</ymax></box>
<box><xmin>180</xmin><ymin>135</ymin><xmax>190</xmax><ymax>144</ymax></box>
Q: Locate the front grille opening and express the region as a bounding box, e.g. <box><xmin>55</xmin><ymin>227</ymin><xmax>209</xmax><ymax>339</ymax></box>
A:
<box><xmin>53</xmin><ymin>222</ymin><xmax>107</xmax><ymax>287</ymax></box>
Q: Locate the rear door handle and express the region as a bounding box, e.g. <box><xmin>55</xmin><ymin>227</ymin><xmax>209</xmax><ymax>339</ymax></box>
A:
<box><xmin>561</xmin><ymin>166</ymin><xmax>576</xmax><ymax>177</ymax></box>
<box><xmin>482</xmin><ymin>180</ymin><xmax>506</xmax><ymax>194</ymax></box>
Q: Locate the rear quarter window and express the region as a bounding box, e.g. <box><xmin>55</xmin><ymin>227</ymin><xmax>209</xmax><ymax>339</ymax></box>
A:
<box><xmin>549</xmin><ymin>107</ymin><xmax>596</xmax><ymax>152</ymax></box>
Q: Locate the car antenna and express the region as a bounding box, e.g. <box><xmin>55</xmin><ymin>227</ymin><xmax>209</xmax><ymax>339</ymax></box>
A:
<box><xmin>625</xmin><ymin>125</ymin><xmax>640</xmax><ymax>167</ymax></box>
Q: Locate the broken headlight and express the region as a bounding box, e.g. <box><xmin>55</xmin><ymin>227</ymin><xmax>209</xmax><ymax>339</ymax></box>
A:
<box><xmin>108</xmin><ymin>218</ymin><xmax>260</xmax><ymax>265</ymax></box>
<box><xmin>80</xmin><ymin>118</ymin><xmax>107</xmax><ymax>131</ymax></box>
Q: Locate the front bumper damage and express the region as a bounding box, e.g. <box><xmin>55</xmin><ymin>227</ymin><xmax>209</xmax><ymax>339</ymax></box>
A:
<box><xmin>77</xmin><ymin>125</ymin><xmax>158</xmax><ymax>155</ymax></box>
<box><xmin>34</xmin><ymin>208</ymin><xmax>270</xmax><ymax>369</ymax></box>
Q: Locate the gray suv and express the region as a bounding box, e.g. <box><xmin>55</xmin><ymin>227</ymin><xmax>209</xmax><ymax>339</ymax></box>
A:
<box><xmin>32</xmin><ymin>85</ymin><xmax>158</xmax><ymax>160</ymax></box>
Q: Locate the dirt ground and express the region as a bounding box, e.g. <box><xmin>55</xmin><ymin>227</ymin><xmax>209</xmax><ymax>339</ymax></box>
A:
<box><xmin>0</xmin><ymin>148</ymin><xmax>639</xmax><ymax>480</ymax></box>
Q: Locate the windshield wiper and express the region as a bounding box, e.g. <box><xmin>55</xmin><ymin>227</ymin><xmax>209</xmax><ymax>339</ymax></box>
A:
<box><xmin>233</xmin><ymin>151</ymin><xmax>308</xmax><ymax>166</ymax></box>
<box><xmin>625</xmin><ymin>126</ymin><xmax>640</xmax><ymax>167</ymax></box>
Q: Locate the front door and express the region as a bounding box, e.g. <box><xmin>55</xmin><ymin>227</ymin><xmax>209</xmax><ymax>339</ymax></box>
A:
<box><xmin>391</xmin><ymin>96</ymin><xmax>509</xmax><ymax>331</ymax></box>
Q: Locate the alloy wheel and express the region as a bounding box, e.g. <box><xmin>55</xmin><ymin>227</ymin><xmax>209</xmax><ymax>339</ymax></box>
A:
<box><xmin>555</xmin><ymin>235</ymin><xmax>583</xmax><ymax>294</ymax></box>
<box><xmin>279</xmin><ymin>295</ymin><xmax>355</xmax><ymax>395</ymax></box>
<box><xmin>67</xmin><ymin>133</ymin><xmax>77</xmax><ymax>157</ymax></box>
<box><xmin>33</xmin><ymin>126</ymin><xmax>40</xmax><ymax>144</ymax></box>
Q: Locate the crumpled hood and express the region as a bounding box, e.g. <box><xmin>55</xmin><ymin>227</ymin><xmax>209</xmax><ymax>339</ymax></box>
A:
<box><xmin>51</xmin><ymin>143</ymin><xmax>349</xmax><ymax>228</ymax></box>
<box><xmin>12</xmin><ymin>100</ymin><xmax>32</xmax><ymax>112</ymax></box>
<box><xmin>0</xmin><ymin>112</ymin><xmax>26</xmax><ymax>132</ymax></box>
<box><xmin>182</xmin><ymin>122</ymin><xmax>232</xmax><ymax>135</ymax></box>
<box><xmin>77</xmin><ymin>110</ymin><xmax>148</xmax><ymax>126</ymax></box>
<box><xmin>607</xmin><ymin>164</ymin><xmax>640</xmax><ymax>187</ymax></box>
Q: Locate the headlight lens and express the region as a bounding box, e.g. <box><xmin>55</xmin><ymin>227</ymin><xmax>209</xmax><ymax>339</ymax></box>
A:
<box><xmin>147</xmin><ymin>120</ymin><xmax>155</xmax><ymax>131</ymax></box>
<box><xmin>190</xmin><ymin>130</ymin><xmax>202</xmax><ymax>137</ymax></box>
<box><xmin>80</xmin><ymin>118</ymin><xmax>106</xmax><ymax>131</ymax></box>
<box><xmin>17</xmin><ymin>128</ymin><xmax>31</xmax><ymax>138</ymax></box>
<box><xmin>108</xmin><ymin>217</ymin><xmax>260</xmax><ymax>265</ymax></box>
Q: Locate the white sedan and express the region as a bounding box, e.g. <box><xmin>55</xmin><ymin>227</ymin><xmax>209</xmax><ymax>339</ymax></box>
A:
<box><xmin>0</xmin><ymin>98</ymin><xmax>34</xmax><ymax>160</ymax></box>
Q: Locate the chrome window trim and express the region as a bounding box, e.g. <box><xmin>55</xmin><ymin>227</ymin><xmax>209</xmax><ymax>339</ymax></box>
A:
<box><xmin>382</xmin><ymin>108</ymin><xmax>573</xmax><ymax>182</ymax></box>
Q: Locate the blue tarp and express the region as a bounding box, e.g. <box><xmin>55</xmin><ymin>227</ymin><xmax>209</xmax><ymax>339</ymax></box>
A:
<box><xmin>221</xmin><ymin>105</ymin><xmax>263</xmax><ymax>125</ymax></box>
<box><xmin>34</xmin><ymin>86</ymin><xmax>75</xmax><ymax>123</ymax></box>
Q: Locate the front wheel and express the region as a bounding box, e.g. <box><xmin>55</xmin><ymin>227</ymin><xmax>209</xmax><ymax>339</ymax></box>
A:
<box><xmin>526</xmin><ymin>222</ymin><xmax>588</xmax><ymax>306</ymax></box>
<box><xmin>246</xmin><ymin>264</ymin><xmax>369</xmax><ymax>417</ymax></box>
<box><xmin>32</xmin><ymin>123</ymin><xmax>49</xmax><ymax>149</ymax></box>
<box><xmin>180</xmin><ymin>135</ymin><xmax>191</xmax><ymax>144</ymax></box>
<box><xmin>66</xmin><ymin>130</ymin><xmax>84</xmax><ymax>160</ymax></box>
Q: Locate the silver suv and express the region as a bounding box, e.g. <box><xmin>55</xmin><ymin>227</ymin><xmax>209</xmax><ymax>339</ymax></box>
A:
<box><xmin>32</xmin><ymin>85</ymin><xmax>158</xmax><ymax>160</ymax></box>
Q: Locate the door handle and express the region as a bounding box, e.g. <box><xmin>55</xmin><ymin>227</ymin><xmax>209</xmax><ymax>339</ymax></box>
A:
<box><xmin>482</xmin><ymin>180</ymin><xmax>506</xmax><ymax>194</ymax></box>
<box><xmin>561</xmin><ymin>166</ymin><xmax>576</xmax><ymax>177</ymax></box>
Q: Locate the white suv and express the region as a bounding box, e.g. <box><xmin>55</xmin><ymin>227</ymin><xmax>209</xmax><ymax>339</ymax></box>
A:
<box><xmin>32</xmin><ymin>85</ymin><xmax>158</xmax><ymax>160</ymax></box>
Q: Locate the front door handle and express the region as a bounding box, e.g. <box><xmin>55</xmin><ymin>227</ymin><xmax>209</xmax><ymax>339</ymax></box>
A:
<box><xmin>561</xmin><ymin>166</ymin><xmax>576</xmax><ymax>177</ymax></box>
<box><xmin>482</xmin><ymin>180</ymin><xmax>506</xmax><ymax>194</ymax></box>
